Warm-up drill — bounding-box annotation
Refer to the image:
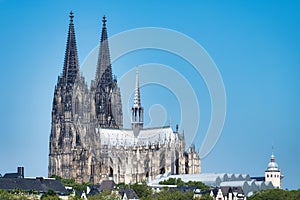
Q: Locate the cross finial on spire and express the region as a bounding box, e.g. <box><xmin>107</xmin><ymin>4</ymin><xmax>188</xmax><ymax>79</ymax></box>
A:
<box><xmin>69</xmin><ymin>11</ymin><xmax>74</xmax><ymax>23</ymax></box>
<box><xmin>102</xmin><ymin>15</ymin><xmax>107</xmax><ymax>26</ymax></box>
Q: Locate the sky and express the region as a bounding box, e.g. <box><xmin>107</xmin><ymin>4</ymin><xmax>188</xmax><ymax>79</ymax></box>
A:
<box><xmin>0</xmin><ymin>0</ymin><xmax>299</xmax><ymax>190</ymax></box>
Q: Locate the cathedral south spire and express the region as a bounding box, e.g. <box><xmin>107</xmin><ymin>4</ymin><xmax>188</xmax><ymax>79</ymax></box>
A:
<box><xmin>96</xmin><ymin>16</ymin><xmax>113</xmax><ymax>85</ymax></box>
<box><xmin>62</xmin><ymin>11</ymin><xmax>79</xmax><ymax>85</ymax></box>
<box><xmin>132</xmin><ymin>69</ymin><xmax>144</xmax><ymax>136</ymax></box>
<box><xmin>93</xmin><ymin>16</ymin><xmax>123</xmax><ymax>128</ymax></box>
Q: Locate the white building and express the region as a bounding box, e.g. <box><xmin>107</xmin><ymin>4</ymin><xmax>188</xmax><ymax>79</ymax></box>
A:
<box><xmin>265</xmin><ymin>152</ymin><xmax>283</xmax><ymax>188</ymax></box>
<box><xmin>148</xmin><ymin>173</ymin><xmax>274</xmax><ymax>197</ymax></box>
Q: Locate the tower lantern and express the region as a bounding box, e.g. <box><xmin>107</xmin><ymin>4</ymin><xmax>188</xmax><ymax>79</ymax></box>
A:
<box><xmin>265</xmin><ymin>151</ymin><xmax>283</xmax><ymax>188</ymax></box>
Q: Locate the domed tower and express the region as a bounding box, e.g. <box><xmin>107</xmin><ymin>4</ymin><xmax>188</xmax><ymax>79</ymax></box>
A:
<box><xmin>265</xmin><ymin>151</ymin><xmax>283</xmax><ymax>188</ymax></box>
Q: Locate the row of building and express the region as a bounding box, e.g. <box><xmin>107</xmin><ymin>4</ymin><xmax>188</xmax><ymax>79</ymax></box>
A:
<box><xmin>0</xmin><ymin>152</ymin><xmax>283</xmax><ymax>199</ymax></box>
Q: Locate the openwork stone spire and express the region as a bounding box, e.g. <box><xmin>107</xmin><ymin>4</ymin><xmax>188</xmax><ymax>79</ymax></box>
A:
<box><xmin>132</xmin><ymin>69</ymin><xmax>144</xmax><ymax>136</ymax></box>
<box><xmin>133</xmin><ymin>69</ymin><xmax>141</xmax><ymax>108</ymax></box>
<box><xmin>96</xmin><ymin>16</ymin><xmax>112</xmax><ymax>84</ymax></box>
<box><xmin>62</xmin><ymin>11</ymin><xmax>79</xmax><ymax>84</ymax></box>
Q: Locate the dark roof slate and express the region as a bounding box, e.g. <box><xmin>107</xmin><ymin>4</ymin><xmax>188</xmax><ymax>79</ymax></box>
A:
<box><xmin>87</xmin><ymin>187</ymin><xmax>100</xmax><ymax>196</ymax></box>
<box><xmin>0</xmin><ymin>178</ymin><xmax>67</xmax><ymax>195</ymax></box>
<box><xmin>3</xmin><ymin>173</ymin><xmax>21</xmax><ymax>179</ymax></box>
<box><xmin>99</xmin><ymin>180</ymin><xmax>115</xmax><ymax>192</ymax></box>
<box><xmin>120</xmin><ymin>188</ymin><xmax>139</xmax><ymax>199</ymax></box>
<box><xmin>220</xmin><ymin>186</ymin><xmax>232</xmax><ymax>196</ymax></box>
<box><xmin>211</xmin><ymin>188</ymin><xmax>218</xmax><ymax>196</ymax></box>
<box><xmin>176</xmin><ymin>185</ymin><xmax>198</xmax><ymax>193</ymax></box>
<box><xmin>231</xmin><ymin>186</ymin><xmax>244</xmax><ymax>194</ymax></box>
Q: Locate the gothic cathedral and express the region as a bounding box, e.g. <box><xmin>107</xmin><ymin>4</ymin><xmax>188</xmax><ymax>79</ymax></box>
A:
<box><xmin>48</xmin><ymin>12</ymin><xmax>200</xmax><ymax>184</ymax></box>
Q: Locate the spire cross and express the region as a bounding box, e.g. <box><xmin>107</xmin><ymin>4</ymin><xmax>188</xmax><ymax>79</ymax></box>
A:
<box><xmin>69</xmin><ymin>11</ymin><xmax>74</xmax><ymax>22</ymax></box>
<box><xmin>102</xmin><ymin>16</ymin><xmax>107</xmax><ymax>26</ymax></box>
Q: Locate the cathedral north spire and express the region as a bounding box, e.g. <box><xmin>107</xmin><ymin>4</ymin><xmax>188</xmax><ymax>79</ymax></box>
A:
<box><xmin>62</xmin><ymin>11</ymin><xmax>79</xmax><ymax>85</ymax></box>
<box><xmin>96</xmin><ymin>15</ymin><xmax>112</xmax><ymax>84</ymax></box>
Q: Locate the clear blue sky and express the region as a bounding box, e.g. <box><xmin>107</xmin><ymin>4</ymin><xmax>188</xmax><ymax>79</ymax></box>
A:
<box><xmin>0</xmin><ymin>0</ymin><xmax>299</xmax><ymax>190</ymax></box>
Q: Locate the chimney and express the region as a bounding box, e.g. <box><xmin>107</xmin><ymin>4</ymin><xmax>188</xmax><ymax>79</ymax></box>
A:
<box><xmin>17</xmin><ymin>167</ymin><xmax>24</xmax><ymax>178</ymax></box>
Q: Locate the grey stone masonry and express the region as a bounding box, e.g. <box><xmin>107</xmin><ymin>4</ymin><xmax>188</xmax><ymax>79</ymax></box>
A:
<box><xmin>48</xmin><ymin>12</ymin><xmax>200</xmax><ymax>184</ymax></box>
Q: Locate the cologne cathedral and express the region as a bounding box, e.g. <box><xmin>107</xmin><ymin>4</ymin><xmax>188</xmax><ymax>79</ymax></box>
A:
<box><xmin>48</xmin><ymin>12</ymin><xmax>200</xmax><ymax>184</ymax></box>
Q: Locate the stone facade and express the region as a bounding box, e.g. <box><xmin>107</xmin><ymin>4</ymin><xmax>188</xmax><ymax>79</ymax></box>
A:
<box><xmin>48</xmin><ymin>12</ymin><xmax>200</xmax><ymax>184</ymax></box>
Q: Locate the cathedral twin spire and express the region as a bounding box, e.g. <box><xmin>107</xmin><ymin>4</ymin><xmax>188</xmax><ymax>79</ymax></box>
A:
<box><xmin>63</xmin><ymin>11</ymin><xmax>79</xmax><ymax>85</ymax></box>
<box><xmin>95</xmin><ymin>16</ymin><xmax>113</xmax><ymax>86</ymax></box>
<box><xmin>60</xmin><ymin>12</ymin><xmax>143</xmax><ymax>130</ymax></box>
<box><xmin>62</xmin><ymin>13</ymin><xmax>112</xmax><ymax>86</ymax></box>
<box><xmin>59</xmin><ymin>12</ymin><xmax>123</xmax><ymax>128</ymax></box>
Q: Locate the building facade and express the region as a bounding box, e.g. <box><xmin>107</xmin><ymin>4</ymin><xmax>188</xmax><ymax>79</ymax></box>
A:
<box><xmin>265</xmin><ymin>152</ymin><xmax>283</xmax><ymax>188</ymax></box>
<box><xmin>48</xmin><ymin>12</ymin><xmax>200</xmax><ymax>184</ymax></box>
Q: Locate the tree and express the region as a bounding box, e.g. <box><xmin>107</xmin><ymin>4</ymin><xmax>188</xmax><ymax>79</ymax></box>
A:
<box><xmin>68</xmin><ymin>196</ymin><xmax>81</xmax><ymax>200</ymax></box>
<box><xmin>41</xmin><ymin>189</ymin><xmax>60</xmax><ymax>200</ymax></box>
<box><xmin>88</xmin><ymin>192</ymin><xmax>120</xmax><ymax>200</ymax></box>
<box><xmin>199</xmin><ymin>193</ymin><xmax>214</xmax><ymax>200</ymax></box>
<box><xmin>154</xmin><ymin>189</ymin><xmax>194</xmax><ymax>200</ymax></box>
<box><xmin>130</xmin><ymin>182</ymin><xmax>152</xmax><ymax>198</ymax></box>
<box><xmin>159</xmin><ymin>178</ymin><xmax>209</xmax><ymax>190</ymax></box>
<box><xmin>186</xmin><ymin>181</ymin><xmax>209</xmax><ymax>190</ymax></box>
<box><xmin>159</xmin><ymin>178</ymin><xmax>185</xmax><ymax>186</ymax></box>
<box><xmin>0</xmin><ymin>190</ymin><xmax>17</xmax><ymax>200</ymax></box>
<box><xmin>116</xmin><ymin>182</ymin><xmax>129</xmax><ymax>189</ymax></box>
<box><xmin>248</xmin><ymin>189</ymin><xmax>300</xmax><ymax>200</ymax></box>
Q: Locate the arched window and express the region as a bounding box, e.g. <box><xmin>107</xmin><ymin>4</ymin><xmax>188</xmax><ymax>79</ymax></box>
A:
<box><xmin>175</xmin><ymin>158</ymin><xmax>179</xmax><ymax>175</ymax></box>
<box><xmin>109</xmin><ymin>167</ymin><xmax>113</xmax><ymax>177</ymax></box>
